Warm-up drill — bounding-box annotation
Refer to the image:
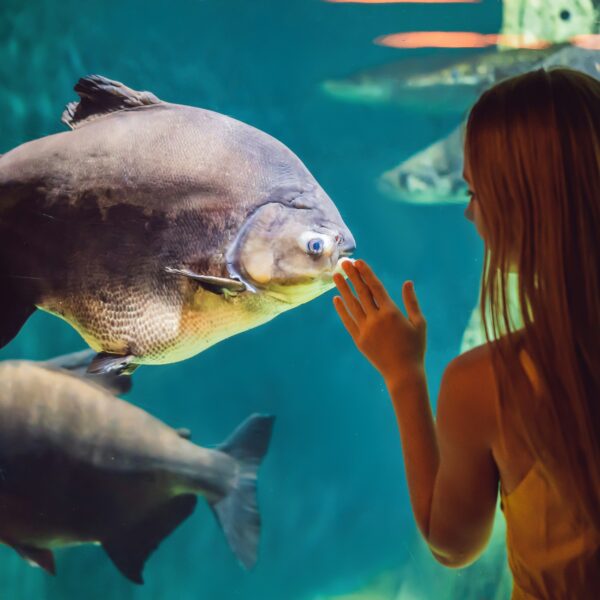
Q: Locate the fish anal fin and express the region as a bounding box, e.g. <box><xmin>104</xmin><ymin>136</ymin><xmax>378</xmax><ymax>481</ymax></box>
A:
<box><xmin>15</xmin><ymin>546</ymin><xmax>56</xmax><ymax>575</ymax></box>
<box><xmin>103</xmin><ymin>495</ymin><xmax>197</xmax><ymax>584</ymax></box>
<box><xmin>61</xmin><ymin>75</ymin><xmax>162</xmax><ymax>130</ymax></box>
<box><xmin>165</xmin><ymin>266</ymin><xmax>247</xmax><ymax>296</ymax></box>
<box><xmin>87</xmin><ymin>352</ymin><xmax>138</xmax><ymax>376</ymax></box>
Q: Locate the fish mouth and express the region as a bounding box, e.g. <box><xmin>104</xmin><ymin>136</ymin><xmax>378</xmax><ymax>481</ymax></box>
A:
<box><xmin>263</xmin><ymin>255</ymin><xmax>357</xmax><ymax>305</ymax></box>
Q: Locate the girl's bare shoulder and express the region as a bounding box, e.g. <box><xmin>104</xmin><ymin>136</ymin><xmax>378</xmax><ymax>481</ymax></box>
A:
<box><xmin>438</xmin><ymin>343</ymin><xmax>498</xmax><ymax>441</ymax></box>
<box><xmin>445</xmin><ymin>343</ymin><xmax>497</xmax><ymax>391</ymax></box>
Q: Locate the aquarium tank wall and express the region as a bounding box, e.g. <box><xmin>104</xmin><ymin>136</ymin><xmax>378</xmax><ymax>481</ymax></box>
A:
<box><xmin>1</xmin><ymin>0</ymin><xmax>597</xmax><ymax>598</ymax></box>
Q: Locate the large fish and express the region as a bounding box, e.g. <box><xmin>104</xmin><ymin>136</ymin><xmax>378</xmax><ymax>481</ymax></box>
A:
<box><xmin>0</xmin><ymin>350</ymin><xmax>274</xmax><ymax>583</ymax></box>
<box><xmin>378</xmin><ymin>46</ymin><xmax>600</xmax><ymax>205</ymax></box>
<box><xmin>0</xmin><ymin>75</ymin><xmax>355</xmax><ymax>374</ymax></box>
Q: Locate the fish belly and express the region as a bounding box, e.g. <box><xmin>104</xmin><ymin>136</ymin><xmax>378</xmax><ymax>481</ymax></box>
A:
<box><xmin>41</xmin><ymin>287</ymin><xmax>288</xmax><ymax>365</ymax></box>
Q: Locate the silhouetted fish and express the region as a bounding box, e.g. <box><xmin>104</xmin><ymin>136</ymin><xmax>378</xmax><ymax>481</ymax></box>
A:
<box><xmin>0</xmin><ymin>350</ymin><xmax>275</xmax><ymax>583</ymax></box>
<box><xmin>0</xmin><ymin>75</ymin><xmax>355</xmax><ymax>374</ymax></box>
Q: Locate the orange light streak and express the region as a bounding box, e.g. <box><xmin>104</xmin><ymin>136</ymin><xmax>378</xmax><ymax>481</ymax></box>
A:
<box><xmin>376</xmin><ymin>31</ymin><xmax>553</xmax><ymax>49</ymax></box>
<box><xmin>571</xmin><ymin>34</ymin><xmax>600</xmax><ymax>50</ymax></box>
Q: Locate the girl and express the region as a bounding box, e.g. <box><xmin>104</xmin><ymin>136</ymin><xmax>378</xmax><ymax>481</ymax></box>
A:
<box><xmin>333</xmin><ymin>68</ymin><xmax>599</xmax><ymax>599</ymax></box>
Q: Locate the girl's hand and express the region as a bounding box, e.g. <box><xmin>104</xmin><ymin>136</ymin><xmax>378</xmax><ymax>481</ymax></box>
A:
<box><xmin>332</xmin><ymin>260</ymin><xmax>427</xmax><ymax>387</ymax></box>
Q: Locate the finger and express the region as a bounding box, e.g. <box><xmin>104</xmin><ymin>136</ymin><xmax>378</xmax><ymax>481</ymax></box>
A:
<box><xmin>342</xmin><ymin>260</ymin><xmax>378</xmax><ymax>312</ymax></box>
<box><xmin>333</xmin><ymin>273</ymin><xmax>366</xmax><ymax>322</ymax></box>
<box><xmin>353</xmin><ymin>260</ymin><xmax>392</xmax><ymax>307</ymax></box>
<box><xmin>333</xmin><ymin>296</ymin><xmax>358</xmax><ymax>339</ymax></box>
<box><xmin>402</xmin><ymin>281</ymin><xmax>425</xmax><ymax>328</ymax></box>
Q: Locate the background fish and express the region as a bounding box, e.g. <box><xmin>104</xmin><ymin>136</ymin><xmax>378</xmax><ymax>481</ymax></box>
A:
<box><xmin>322</xmin><ymin>47</ymin><xmax>558</xmax><ymax>116</ymax></box>
<box><xmin>378</xmin><ymin>46</ymin><xmax>600</xmax><ymax>205</ymax></box>
<box><xmin>0</xmin><ymin>350</ymin><xmax>275</xmax><ymax>583</ymax></box>
<box><xmin>0</xmin><ymin>75</ymin><xmax>356</xmax><ymax>374</ymax></box>
<box><xmin>322</xmin><ymin>0</ymin><xmax>599</xmax><ymax>114</ymax></box>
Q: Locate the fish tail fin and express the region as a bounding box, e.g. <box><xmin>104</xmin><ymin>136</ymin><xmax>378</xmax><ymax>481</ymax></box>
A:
<box><xmin>211</xmin><ymin>414</ymin><xmax>275</xmax><ymax>569</ymax></box>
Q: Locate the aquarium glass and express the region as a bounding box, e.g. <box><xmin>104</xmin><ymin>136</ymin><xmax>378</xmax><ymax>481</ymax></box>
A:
<box><xmin>2</xmin><ymin>0</ymin><xmax>596</xmax><ymax>598</ymax></box>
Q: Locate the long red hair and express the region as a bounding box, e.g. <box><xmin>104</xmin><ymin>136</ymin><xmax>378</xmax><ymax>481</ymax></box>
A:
<box><xmin>465</xmin><ymin>68</ymin><xmax>600</xmax><ymax>529</ymax></box>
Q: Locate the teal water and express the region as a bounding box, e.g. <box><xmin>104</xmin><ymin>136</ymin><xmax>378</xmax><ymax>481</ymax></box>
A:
<box><xmin>0</xmin><ymin>1</ymin><xmax>511</xmax><ymax>598</ymax></box>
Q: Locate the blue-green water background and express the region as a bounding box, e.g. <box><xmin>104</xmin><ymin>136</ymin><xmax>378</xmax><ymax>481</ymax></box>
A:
<box><xmin>0</xmin><ymin>1</ymin><xmax>508</xmax><ymax>598</ymax></box>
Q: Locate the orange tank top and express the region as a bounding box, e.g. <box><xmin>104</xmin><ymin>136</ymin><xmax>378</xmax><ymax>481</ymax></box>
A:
<box><xmin>499</xmin><ymin>351</ymin><xmax>600</xmax><ymax>599</ymax></box>
<box><xmin>500</xmin><ymin>466</ymin><xmax>600</xmax><ymax>599</ymax></box>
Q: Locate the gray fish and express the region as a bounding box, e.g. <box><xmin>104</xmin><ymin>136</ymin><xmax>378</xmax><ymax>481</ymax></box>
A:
<box><xmin>0</xmin><ymin>75</ymin><xmax>355</xmax><ymax>374</ymax></box>
<box><xmin>379</xmin><ymin>46</ymin><xmax>600</xmax><ymax>205</ymax></box>
<box><xmin>0</xmin><ymin>350</ymin><xmax>275</xmax><ymax>583</ymax></box>
<box><xmin>322</xmin><ymin>47</ymin><xmax>559</xmax><ymax>115</ymax></box>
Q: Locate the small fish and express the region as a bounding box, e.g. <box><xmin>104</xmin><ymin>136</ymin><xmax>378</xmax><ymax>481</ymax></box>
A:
<box><xmin>0</xmin><ymin>75</ymin><xmax>355</xmax><ymax>374</ymax></box>
<box><xmin>0</xmin><ymin>350</ymin><xmax>275</xmax><ymax>583</ymax></box>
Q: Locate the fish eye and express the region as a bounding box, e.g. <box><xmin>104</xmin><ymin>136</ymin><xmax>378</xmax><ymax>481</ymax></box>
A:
<box><xmin>307</xmin><ymin>238</ymin><xmax>324</xmax><ymax>255</ymax></box>
<box><xmin>559</xmin><ymin>9</ymin><xmax>571</xmax><ymax>20</ymax></box>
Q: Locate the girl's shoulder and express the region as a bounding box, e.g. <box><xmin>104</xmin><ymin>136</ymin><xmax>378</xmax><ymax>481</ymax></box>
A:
<box><xmin>439</xmin><ymin>343</ymin><xmax>499</xmax><ymax>445</ymax></box>
<box><xmin>445</xmin><ymin>342</ymin><xmax>496</xmax><ymax>387</ymax></box>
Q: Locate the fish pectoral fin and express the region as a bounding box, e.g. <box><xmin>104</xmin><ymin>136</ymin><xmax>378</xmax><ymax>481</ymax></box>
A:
<box><xmin>61</xmin><ymin>75</ymin><xmax>162</xmax><ymax>130</ymax></box>
<box><xmin>42</xmin><ymin>349</ymin><xmax>133</xmax><ymax>395</ymax></box>
<box><xmin>86</xmin><ymin>352</ymin><xmax>138</xmax><ymax>377</ymax></box>
<box><xmin>14</xmin><ymin>545</ymin><xmax>56</xmax><ymax>575</ymax></box>
<box><xmin>165</xmin><ymin>266</ymin><xmax>247</xmax><ymax>296</ymax></box>
<box><xmin>102</xmin><ymin>495</ymin><xmax>197</xmax><ymax>585</ymax></box>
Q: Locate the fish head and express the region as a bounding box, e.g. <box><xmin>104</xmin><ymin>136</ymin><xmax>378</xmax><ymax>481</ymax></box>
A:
<box><xmin>227</xmin><ymin>185</ymin><xmax>355</xmax><ymax>304</ymax></box>
<box><xmin>378</xmin><ymin>126</ymin><xmax>469</xmax><ymax>205</ymax></box>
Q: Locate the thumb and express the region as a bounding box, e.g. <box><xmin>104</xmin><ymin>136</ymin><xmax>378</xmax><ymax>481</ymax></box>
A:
<box><xmin>402</xmin><ymin>281</ymin><xmax>425</xmax><ymax>329</ymax></box>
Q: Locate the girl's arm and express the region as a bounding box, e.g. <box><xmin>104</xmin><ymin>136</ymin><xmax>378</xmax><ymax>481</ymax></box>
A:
<box><xmin>333</xmin><ymin>260</ymin><xmax>499</xmax><ymax>567</ymax></box>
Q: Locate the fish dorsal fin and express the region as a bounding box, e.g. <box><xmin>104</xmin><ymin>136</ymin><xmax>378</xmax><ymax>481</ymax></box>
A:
<box><xmin>103</xmin><ymin>495</ymin><xmax>197</xmax><ymax>584</ymax></box>
<box><xmin>61</xmin><ymin>75</ymin><xmax>162</xmax><ymax>130</ymax></box>
<box><xmin>176</xmin><ymin>428</ymin><xmax>192</xmax><ymax>440</ymax></box>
